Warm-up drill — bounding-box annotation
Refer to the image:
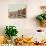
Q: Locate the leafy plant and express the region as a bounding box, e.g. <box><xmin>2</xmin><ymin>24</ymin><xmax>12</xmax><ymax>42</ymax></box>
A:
<box><xmin>36</xmin><ymin>14</ymin><xmax>46</xmax><ymax>21</ymax></box>
<box><xmin>5</xmin><ymin>26</ymin><xmax>18</xmax><ymax>39</ymax></box>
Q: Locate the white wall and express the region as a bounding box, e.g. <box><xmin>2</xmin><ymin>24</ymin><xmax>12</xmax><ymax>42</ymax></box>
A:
<box><xmin>0</xmin><ymin>0</ymin><xmax>46</xmax><ymax>40</ymax></box>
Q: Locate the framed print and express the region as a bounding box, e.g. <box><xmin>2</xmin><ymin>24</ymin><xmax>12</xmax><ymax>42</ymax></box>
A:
<box><xmin>8</xmin><ymin>4</ymin><xmax>26</xmax><ymax>18</ymax></box>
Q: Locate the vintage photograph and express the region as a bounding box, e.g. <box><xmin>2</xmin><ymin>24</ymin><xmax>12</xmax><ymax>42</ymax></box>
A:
<box><xmin>8</xmin><ymin>4</ymin><xmax>26</xmax><ymax>18</ymax></box>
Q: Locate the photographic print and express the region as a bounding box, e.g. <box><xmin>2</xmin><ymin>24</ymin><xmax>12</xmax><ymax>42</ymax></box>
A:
<box><xmin>8</xmin><ymin>4</ymin><xmax>26</xmax><ymax>18</ymax></box>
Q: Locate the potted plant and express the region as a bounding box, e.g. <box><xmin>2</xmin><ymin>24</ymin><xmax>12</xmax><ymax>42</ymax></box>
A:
<box><xmin>5</xmin><ymin>26</ymin><xmax>18</xmax><ymax>43</ymax></box>
<box><xmin>36</xmin><ymin>14</ymin><xmax>46</xmax><ymax>27</ymax></box>
<box><xmin>36</xmin><ymin>6</ymin><xmax>46</xmax><ymax>27</ymax></box>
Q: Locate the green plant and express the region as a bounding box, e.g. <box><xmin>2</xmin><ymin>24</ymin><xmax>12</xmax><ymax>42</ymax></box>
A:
<box><xmin>5</xmin><ymin>26</ymin><xmax>18</xmax><ymax>39</ymax></box>
<box><xmin>36</xmin><ymin>14</ymin><xmax>46</xmax><ymax>21</ymax></box>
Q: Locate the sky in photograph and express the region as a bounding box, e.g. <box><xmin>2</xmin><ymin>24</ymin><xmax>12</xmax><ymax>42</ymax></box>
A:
<box><xmin>8</xmin><ymin>4</ymin><xmax>26</xmax><ymax>12</ymax></box>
